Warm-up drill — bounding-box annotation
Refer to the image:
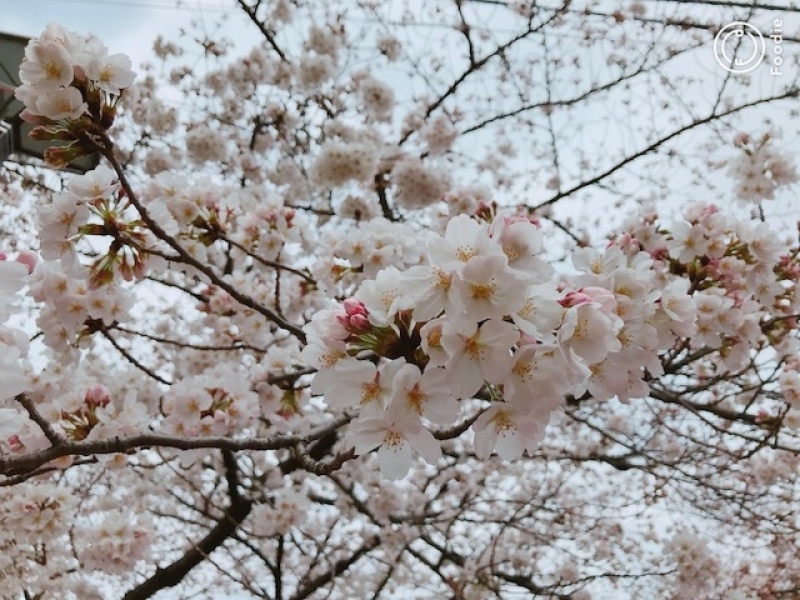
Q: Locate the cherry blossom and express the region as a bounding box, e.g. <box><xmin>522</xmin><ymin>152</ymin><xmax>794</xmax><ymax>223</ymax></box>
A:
<box><xmin>1</xmin><ymin>13</ymin><xmax>800</xmax><ymax>600</ymax></box>
<box><xmin>349</xmin><ymin>406</ymin><xmax>442</xmax><ymax>479</ymax></box>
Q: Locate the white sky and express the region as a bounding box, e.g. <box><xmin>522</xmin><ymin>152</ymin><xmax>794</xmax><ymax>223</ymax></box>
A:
<box><xmin>2</xmin><ymin>0</ymin><xmax>252</xmax><ymax>66</ymax></box>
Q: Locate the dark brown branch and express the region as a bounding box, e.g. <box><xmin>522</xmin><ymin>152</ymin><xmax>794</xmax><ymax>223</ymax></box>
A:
<box><xmin>0</xmin><ymin>414</ymin><xmax>351</xmax><ymax>478</ymax></box>
<box><xmin>16</xmin><ymin>394</ymin><xmax>65</xmax><ymax>447</ymax></box>
<box><xmin>219</xmin><ymin>233</ymin><xmax>316</xmax><ymax>283</ymax></box>
<box><xmin>236</xmin><ymin>0</ymin><xmax>288</xmax><ymax>61</ymax></box>
<box><xmin>433</xmin><ymin>409</ymin><xmax>485</xmax><ymax>440</ymax></box>
<box><xmin>122</xmin><ymin>450</ymin><xmax>253</xmax><ymax>600</ymax></box>
<box><xmin>290</xmin><ymin>447</ymin><xmax>357</xmax><ymax>476</ymax></box>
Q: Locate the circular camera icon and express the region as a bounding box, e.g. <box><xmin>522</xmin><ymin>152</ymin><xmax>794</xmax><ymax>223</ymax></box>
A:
<box><xmin>714</xmin><ymin>22</ymin><xmax>766</xmax><ymax>74</ymax></box>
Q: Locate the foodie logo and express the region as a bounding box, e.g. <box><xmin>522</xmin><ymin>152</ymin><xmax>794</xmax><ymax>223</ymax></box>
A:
<box><xmin>714</xmin><ymin>21</ymin><xmax>766</xmax><ymax>74</ymax></box>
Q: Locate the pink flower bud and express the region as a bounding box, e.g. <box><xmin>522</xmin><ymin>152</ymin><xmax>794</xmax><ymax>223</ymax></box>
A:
<box><xmin>15</xmin><ymin>250</ymin><xmax>39</xmax><ymax>274</ymax></box>
<box><xmin>348</xmin><ymin>314</ymin><xmax>372</xmax><ymax>333</ymax></box>
<box><xmin>581</xmin><ymin>286</ymin><xmax>617</xmax><ymax>314</ymax></box>
<box><xmin>343</xmin><ymin>298</ymin><xmax>368</xmax><ymax>317</ymax></box>
<box><xmin>85</xmin><ymin>384</ymin><xmax>111</xmax><ymax>407</ymax></box>
<box><xmin>733</xmin><ymin>132</ymin><xmax>750</xmax><ymax>147</ymax></box>
<box><xmin>612</xmin><ymin>232</ymin><xmax>634</xmax><ymax>253</ymax></box>
<box><xmin>560</xmin><ymin>290</ymin><xmax>593</xmax><ymax>307</ymax></box>
<box><xmin>475</xmin><ymin>200</ymin><xmax>491</xmax><ymax>213</ymax></box>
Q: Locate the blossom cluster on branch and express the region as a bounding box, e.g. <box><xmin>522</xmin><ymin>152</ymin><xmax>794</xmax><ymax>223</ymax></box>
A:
<box><xmin>1</xmin><ymin>8</ymin><xmax>799</xmax><ymax>599</ymax></box>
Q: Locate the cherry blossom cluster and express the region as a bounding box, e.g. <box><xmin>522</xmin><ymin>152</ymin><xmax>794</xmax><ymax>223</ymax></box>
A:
<box><xmin>247</xmin><ymin>486</ymin><xmax>309</xmax><ymax>537</ymax></box>
<box><xmin>305</xmin><ymin>211</ymin><xmax>698</xmax><ymax>478</ymax></box>
<box><xmin>0</xmin><ymin>254</ymin><xmax>35</xmax><ymax>436</ymax></box>
<box><xmin>0</xmin><ymin>482</ymin><xmax>76</xmax><ymax>589</ymax></box>
<box><xmin>629</xmin><ymin>202</ymin><xmax>800</xmax><ymax>344</ymax></box>
<box><xmin>162</xmin><ymin>364</ymin><xmax>260</xmax><ymax>437</ymax></box>
<box><xmin>303</xmin><ymin>197</ymin><xmax>800</xmax><ymax>478</ymax></box>
<box><xmin>14</xmin><ymin>23</ymin><xmax>136</xmax><ymax>168</ymax></box>
<box><xmin>38</xmin><ymin>163</ymin><xmax>155</xmax><ymax>287</ymax></box>
<box><xmin>74</xmin><ymin>509</ymin><xmax>152</xmax><ymax>574</ymax></box>
<box><xmin>729</xmin><ymin>132</ymin><xmax>798</xmax><ymax>204</ymax></box>
<box><xmin>665</xmin><ymin>530</ymin><xmax>720</xmax><ymax>600</ymax></box>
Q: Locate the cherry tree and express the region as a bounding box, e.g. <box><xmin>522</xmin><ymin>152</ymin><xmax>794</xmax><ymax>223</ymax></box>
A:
<box><xmin>1</xmin><ymin>1</ymin><xmax>800</xmax><ymax>598</ymax></box>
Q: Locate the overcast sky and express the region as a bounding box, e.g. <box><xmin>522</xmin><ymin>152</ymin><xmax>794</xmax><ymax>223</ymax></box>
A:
<box><xmin>3</xmin><ymin>0</ymin><xmax>255</xmax><ymax>67</ymax></box>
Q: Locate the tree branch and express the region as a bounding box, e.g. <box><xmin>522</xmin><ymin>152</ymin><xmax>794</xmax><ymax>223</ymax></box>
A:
<box><xmin>122</xmin><ymin>450</ymin><xmax>252</xmax><ymax>600</ymax></box>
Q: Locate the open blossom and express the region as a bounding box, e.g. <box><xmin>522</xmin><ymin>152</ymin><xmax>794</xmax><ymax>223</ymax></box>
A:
<box><xmin>33</xmin><ymin>88</ymin><xmax>88</xmax><ymax>120</ymax></box>
<box><xmin>355</xmin><ymin>266</ymin><xmax>405</xmax><ymax>326</ymax></box>
<box><xmin>505</xmin><ymin>343</ymin><xmax>571</xmax><ymax>406</ymax></box>
<box><xmin>321</xmin><ymin>358</ymin><xmax>405</xmax><ymax>416</ymax></box>
<box><xmin>558</xmin><ymin>301</ymin><xmax>622</xmax><ymax>365</ymax></box>
<box><xmin>450</xmin><ymin>255</ymin><xmax>527</xmax><ymax>321</ymax></box>
<box><xmin>441</xmin><ymin>319</ymin><xmax>518</xmax><ymax>399</ymax></box>
<box><xmin>349</xmin><ymin>405</ymin><xmax>442</xmax><ymax>479</ymax></box>
<box><xmin>85</xmin><ymin>52</ymin><xmax>136</xmax><ymax>95</ymax></box>
<box><xmin>512</xmin><ymin>283</ymin><xmax>564</xmax><ymax>340</ymax></box>
<box><xmin>658</xmin><ymin>279</ymin><xmax>696</xmax><ymax>334</ymax></box>
<box><xmin>19</xmin><ymin>40</ymin><xmax>74</xmax><ymax>89</ymax></box>
<box><xmin>389</xmin><ymin>363</ymin><xmax>459</xmax><ymax>424</ymax></box>
<box><xmin>472</xmin><ymin>403</ymin><xmax>546</xmax><ymax>460</ymax></box>
<box><xmin>428</xmin><ymin>214</ymin><xmax>501</xmax><ymax>270</ymax></box>
<box><xmin>395</xmin><ymin>265</ymin><xmax>454</xmax><ymax>321</ymax></box>
<box><xmin>490</xmin><ymin>215</ymin><xmax>553</xmax><ymax>283</ymax></box>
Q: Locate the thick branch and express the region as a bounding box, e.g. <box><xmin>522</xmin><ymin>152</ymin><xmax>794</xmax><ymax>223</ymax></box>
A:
<box><xmin>15</xmin><ymin>394</ymin><xmax>65</xmax><ymax>447</ymax></box>
<box><xmin>122</xmin><ymin>450</ymin><xmax>252</xmax><ymax>600</ymax></box>
<box><xmin>0</xmin><ymin>414</ymin><xmax>351</xmax><ymax>478</ymax></box>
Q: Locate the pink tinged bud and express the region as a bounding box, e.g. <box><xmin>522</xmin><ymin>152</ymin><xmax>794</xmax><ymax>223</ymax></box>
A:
<box><xmin>0</xmin><ymin>252</ymin><xmax>5</xmax><ymax>260</ymax></box>
<box><xmin>651</xmin><ymin>248</ymin><xmax>669</xmax><ymax>261</ymax></box>
<box><xmin>349</xmin><ymin>314</ymin><xmax>372</xmax><ymax>332</ymax></box>
<box><xmin>475</xmin><ymin>200</ymin><xmax>491</xmax><ymax>213</ymax></box>
<box><xmin>8</xmin><ymin>435</ymin><xmax>23</xmax><ymax>452</ymax></box>
<box><xmin>581</xmin><ymin>286</ymin><xmax>617</xmax><ymax>312</ymax></box>
<box><xmin>733</xmin><ymin>132</ymin><xmax>750</xmax><ymax>147</ymax></box>
<box><xmin>133</xmin><ymin>258</ymin><xmax>147</xmax><ymax>280</ymax></box>
<box><xmin>612</xmin><ymin>232</ymin><xmax>635</xmax><ymax>252</ymax></box>
<box><xmin>85</xmin><ymin>384</ymin><xmax>111</xmax><ymax>406</ymax></box>
<box><xmin>343</xmin><ymin>297</ymin><xmax>368</xmax><ymax>317</ymax></box>
<box><xmin>15</xmin><ymin>250</ymin><xmax>39</xmax><ymax>274</ymax></box>
<box><xmin>560</xmin><ymin>290</ymin><xmax>593</xmax><ymax>307</ymax></box>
